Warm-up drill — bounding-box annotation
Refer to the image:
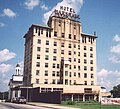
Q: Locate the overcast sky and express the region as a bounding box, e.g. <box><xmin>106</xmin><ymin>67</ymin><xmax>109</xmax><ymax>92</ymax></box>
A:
<box><xmin>0</xmin><ymin>0</ymin><xmax>120</xmax><ymax>91</ymax></box>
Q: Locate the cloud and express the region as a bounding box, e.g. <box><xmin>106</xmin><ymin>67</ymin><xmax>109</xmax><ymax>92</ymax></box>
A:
<box><xmin>0</xmin><ymin>22</ymin><xmax>5</xmax><ymax>27</ymax></box>
<box><xmin>97</xmin><ymin>69</ymin><xmax>110</xmax><ymax>78</ymax></box>
<box><xmin>0</xmin><ymin>63</ymin><xmax>13</xmax><ymax>73</ymax></box>
<box><xmin>109</xmin><ymin>56</ymin><xmax>120</xmax><ymax>63</ymax></box>
<box><xmin>110</xmin><ymin>44</ymin><xmax>120</xmax><ymax>54</ymax></box>
<box><xmin>1</xmin><ymin>8</ymin><xmax>16</xmax><ymax>18</ymax></box>
<box><xmin>113</xmin><ymin>34</ymin><xmax>120</xmax><ymax>42</ymax></box>
<box><xmin>24</xmin><ymin>0</ymin><xmax>40</xmax><ymax>10</ymax></box>
<box><xmin>43</xmin><ymin>0</ymin><xmax>84</xmax><ymax>24</ymax></box>
<box><xmin>40</xmin><ymin>4</ymin><xmax>49</xmax><ymax>11</ymax></box>
<box><xmin>0</xmin><ymin>49</ymin><xmax>16</xmax><ymax>63</ymax></box>
<box><xmin>97</xmin><ymin>69</ymin><xmax>120</xmax><ymax>91</ymax></box>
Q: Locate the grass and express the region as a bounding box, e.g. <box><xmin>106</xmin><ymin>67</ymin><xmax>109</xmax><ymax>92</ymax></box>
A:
<box><xmin>61</xmin><ymin>101</ymin><xmax>120</xmax><ymax>109</ymax></box>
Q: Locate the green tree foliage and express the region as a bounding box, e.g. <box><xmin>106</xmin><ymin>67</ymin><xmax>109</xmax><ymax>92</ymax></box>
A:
<box><xmin>110</xmin><ymin>84</ymin><xmax>120</xmax><ymax>98</ymax></box>
<box><xmin>0</xmin><ymin>91</ymin><xmax>8</xmax><ymax>100</ymax></box>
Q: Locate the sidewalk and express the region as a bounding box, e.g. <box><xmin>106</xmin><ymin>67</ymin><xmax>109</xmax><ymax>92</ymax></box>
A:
<box><xmin>27</xmin><ymin>102</ymin><xmax>79</xmax><ymax>109</ymax></box>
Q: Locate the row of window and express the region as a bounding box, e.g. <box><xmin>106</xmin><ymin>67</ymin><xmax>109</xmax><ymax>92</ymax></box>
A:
<box><xmin>36</xmin><ymin>79</ymin><xmax>94</xmax><ymax>85</ymax></box>
<box><xmin>82</xmin><ymin>36</ymin><xmax>95</xmax><ymax>44</ymax></box>
<box><xmin>37</xmin><ymin>47</ymin><xmax>93</xmax><ymax>58</ymax></box>
<box><xmin>36</xmin><ymin>62</ymin><xmax>93</xmax><ymax>71</ymax></box>
<box><xmin>37</xmin><ymin>39</ymin><xmax>93</xmax><ymax>51</ymax></box>
<box><xmin>54</xmin><ymin>32</ymin><xmax>77</xmax><ymax>40</ymax></box>
<box><xmin>36</xmin><ymin>70</ymin><xmax>94</xmax><ymax>78</ymax></box>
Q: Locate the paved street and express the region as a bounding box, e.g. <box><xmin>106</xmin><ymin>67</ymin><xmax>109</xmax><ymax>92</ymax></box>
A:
<box><xmin>0</xmin><ymin>102</ymin><xmax>53</xmax><ymax>109</ymax></box>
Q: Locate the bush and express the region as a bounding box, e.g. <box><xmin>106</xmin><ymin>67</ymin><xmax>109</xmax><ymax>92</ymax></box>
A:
<box><xmin>64</xmin><ymin>100</ymin><xmax>75</xmax><ymax>105</ymax></box>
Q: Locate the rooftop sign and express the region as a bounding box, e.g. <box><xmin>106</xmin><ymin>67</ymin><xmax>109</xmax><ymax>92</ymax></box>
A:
<box><xmin>53</xmin><ymin>6</ymin><xmax>80</xmax><ymax>20</ymax></box>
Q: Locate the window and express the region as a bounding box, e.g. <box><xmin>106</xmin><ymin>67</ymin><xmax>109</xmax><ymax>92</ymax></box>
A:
<box><xmin>84</xmin><ymin>81</ymin><xmax>87</xmax><ymax>85</ymax></box>
<box><xmin>90</xmin><ymin>67</ymin><xmax>93</xmax><ymax>71</ymax></box>
<box><xmin>61</xmin><ymin>57</ymin><xmax>64</xmax><ymax>60</ymax></box>
<box><xmin>52</xmin><ymin>63</ymin><xmax>56</xmax><ymax>68</ymax></box>
<box><xmin>91</xmin><ymin>81</ymin><xmax>94</xmax><ymax>85</ymax></box>
<box><xmin>45</xmin><ymin>48</ymin><xmax>49</xmax><ymax>52</ymax></box>
<box><xmin>91</xmin><ymin>74</ymin><xmax>94</xmax><ymax>78</ymax></box>
<box><xmin>37</xmin><ymin>39</ymin><xmax>41</xmax><ymax>44</ymax></box>
<box><xmin>61</xmin><ymin>42</ymin><xmax>64</xmax><ymax>47</ymax></box>
<box><xmin>90</xmin><ymin>53</ymin><xmax>93</xmax><ymax>58</ymax></box>
<box><xmin>36</xmin><ymin>62</ymin><xmax>40</xmax><ymax>67</ymax></box>
<box><xmin>90</xmin><ymin>47</ymin><xmax>93</xmax><ymax>51</ymax></box>
<box><xmin>36</xmin><ymin>79</ymin><xmax>39</xmax><ymax>84</ymax></box>
<box><xmin>69</xmin><ymin>80</ymin><xmax>71</xmax><ymax>85</ymax></box>
<box><xmin>46</xmin><ymin>40</ymin><xmax>49</xmax><ymax>45</ymax></box>
<box><xmin>38</xmin><ymin>30</ymin><xmax>40</xmax><ymax>36</ymax></box>
<box><xmin>68</xmin><ymin>51</ymin><xmax>72</xmax><ymax>55</ymax></box>
<box><xmin>74</xmin><ymin>35</ymin><xmax>76</xmax><ymax>40</ymax></box>
<box><xmin>74</xmin><ymin>58</ymin><xmax>76</xmax><ymax>62</ymax></box>
<box><xmin>90</xmin><ymin>60</ymin><xmax>93</xmax><ymax>64</ymax></box>
<box><xmin>78</xmin><ymin>45</ymin><xmax>80</xmax><ymax>50</ymax></box>
<box><xmin>84</xmin><ymin>66</ymin><xmax>87</xmax><ymax>70</ymax></box>
<box><xmin>84</xmin><ymin>59</ymin><xmax>87</xmax><ymax>64</ymax></box>
<box><xmin>61</xmin><ymin>50</ymin><xmax>64</xmax><ymax>54</ymax></box>
<box><xmin>69</xmin><ymin>34</ymin><xmax>71</xmax><ymax>39</ymax></box>
<box><xmin>65</xmin><ymin>79</ymin><xmax>68</xmax><ymax>85</ymax></box>
<box><xmin>74</xmin><ymin>80</ymin><xmax>76</xmax><ymax>85</ymax></box>
<box><xmin>57</xmin><ymin>71</ymin><xmax>60</xmax><ymax>76</ymax></box>
<box><xmin>45</xmin><ymin>63</ymin><xmax>48</xmax><ymax>67</ymax></box>
<box><xmin>53</xmin><ymin>56</ymin><xmax>57</xmax><ymax>61</ymax></box>
<box><xmin>52</xmin><ymin>79</ymin><xmax>56</xmax><ymax>84</ymax></box>
<box><xmin>74</xmin><ymin>65</ymin><xmax>76</xmax><ymax>69</ymax></box>
<box><xmin>45</xmin><ymin>55</ymin><xmax>49</xmax><ymax>60</ymax></box>
<box><xmin>57</xmin><ymin>64</ymin><xmax>59</xmax><ymax>68</ymax></box>
<box><xmin>78</xmin><ymin>73</ymin><xmax>80</xmax><ymax>78</ymax></box>
<box><xmin>54</xmin><ymin>41</ymin><xmax>57</xmax><ymax>46</ymax></box>
<box><xmin>45</xmin><ymin>70</ymin><xmax>48</xmax><ymax>76</ymax></box>
<box><xmin>68</xmin><ymin>44</ymin><xmax>72</xmax><ymax>48</ymax></box>
<box><xmin>84</xmin><ymin>53</ymin><xmax>87</xmax><ymax>57</ymax></box>
<box><xmin>52</xmin><ymin>71</ymin><xmax>55</xmax><ymax>76</ymax></box>
<box><xmin>53</xmin><ymin>49</ymin><xmax>57</xmax><ymax>53</ymax></box>
<box><xmin>73</xmin><ymin>52</ymin><xmax>76</xmax><ymax>55</ymax></box>
<box><xmin>65</xmin><ymin>71</ymin><xmax>68</xmax><ymax>76</ymax></box>
<box><xmin>78</xmin><ymin>52</ymin><xmax>80</xmax><ymax>56</ymax></box>
<box><xmin>54</xmin><ymin>31</ymin><xmax>57</xmax><ymax>37</ymax></box>
<box><xmin>61</xmin><ymin>33</ymin><xmax>64</xmax><ymax>38</ymax></box>
<box><xmin>44</xmin><ymin>79</ymin><xmax>48</xmax><ymax>84</ymax></box>
<box><xmin>69</xmin><ymin>65</ymin><xmax>71</xmax><ymax>69</ymax></box>
<box><xmin>69</xmin><ymin>72</ymin><xmax>71</xmax><ymax>77</ymax></box>
<box><xmin>74</xmin><ymin>72</ymin><xmax>76</xmax><ymax>76</ymax></box>
<box><xmin>35</xmin><ymin>28</ymin><xmax>37</xmax><ymax>33</ymax></box>
<box><xmin>36</xmin><ymin>70</ymin><xmax>39</xmax><ymax>75</ymax></box>
<box><xmin>37</xmin><ymin>47</ymin><xmax>41</xmax><ymax>51</ymax></box>
<box><xmin>84</xmin><ymin>46</ymin><xmax>87</xmax><ymax>50</ymax></box>
<box><xmin>37</xmin><ymin>54</ymin><xmax>40</xmax><ymax>59</ymax></box>
<box><xmin>69</xmin><ymin>58</ymin><xmax>72</xmax><ymax>62</ymax></box>
<box><xmin>84</xmin><ymin>73</ymin><xmax>87</xmax><ymax>78</ymax></box>
<box><xmin>41</xmin><ymin>28</ymin><xmax>43</xmax><ymax>34</ymax></box>
<box><xmin>57</xmin><ymin>79</ymin><xmax>60</xmax><ymax>84</ymax></box>
<box><xmin>46</xmin><ymin>31</ymin><xmax>48</xmax><ymax>37</ymax></box>
<box><xmin>74</xmin><ymin>44</ymin><xmax>76</xmax><ymax>48</ymax></box>
<box><xmin>78</xmin><ymin>59</ymin><xmax>80</xmax><ymax>63</ymax></box>
<box><xmin>78</xmin><ymin>66</ymin><xmax>80</xmax><ymax>70</ymax></box>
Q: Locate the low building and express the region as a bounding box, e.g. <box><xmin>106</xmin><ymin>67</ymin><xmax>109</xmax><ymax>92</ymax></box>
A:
<box><xmin>8</xmin><ymin>64</ymin><xmax>23</xmax><ymax>100</ymax></box>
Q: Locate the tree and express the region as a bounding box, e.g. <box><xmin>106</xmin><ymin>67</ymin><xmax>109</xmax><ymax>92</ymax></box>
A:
<box><xmin>110</xmin><ymin>84</ymin><xmax>120</xmax><ymax>98</ymax></box>
<box><xmin>0</xmin><ymin>91</ymin><xmax>8</xmax><ymax>100</ymax></box>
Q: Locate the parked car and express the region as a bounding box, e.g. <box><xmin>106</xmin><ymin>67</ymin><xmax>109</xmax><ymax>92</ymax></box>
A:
<box><xmin>16</xmin><ymin>96</ymin><xmax>26</xmax><ymax>104</ymax></box>
<box><xmin>11</xmin><ymin>97</ymin><xmax>17</xmax><ymax>103</ymax></box>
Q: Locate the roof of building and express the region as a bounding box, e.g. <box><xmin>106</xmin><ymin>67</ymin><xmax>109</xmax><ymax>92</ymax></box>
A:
<box><xmin>81</xmin><ymin>33</ymin><xmax>97</xmax><ymax>38</ymax></box>
<box><xmin>16</xmin><ymin>64</ymin><xmax>20</xmax><ymax>67</ymax></box>
<box><xmin>31</xmin><ymin>24</ymin><xmax>52</xmax><ymax>29</ymax></box>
